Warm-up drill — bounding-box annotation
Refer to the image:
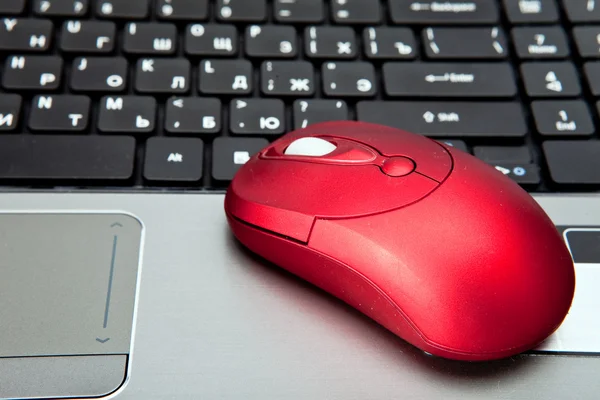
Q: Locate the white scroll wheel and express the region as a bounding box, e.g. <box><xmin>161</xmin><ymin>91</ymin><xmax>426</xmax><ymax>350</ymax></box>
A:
<box><xmin>284</xmin><ymin>137</ymin><xmax>337</xmax><ymax>156</ymax></box>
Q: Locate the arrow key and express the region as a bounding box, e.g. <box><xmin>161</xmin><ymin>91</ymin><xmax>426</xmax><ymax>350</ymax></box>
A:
<box><xmin>493</xmin><ymin>163</ymin><xmax>541</xmax><ymax>185</ymax></box>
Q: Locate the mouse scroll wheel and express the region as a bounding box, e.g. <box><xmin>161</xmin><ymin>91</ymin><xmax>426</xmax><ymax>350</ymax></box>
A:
<box><xmin>284</xmin><ymin>137</ymin><xmax>337</xmax><ymax>157</ymax></box>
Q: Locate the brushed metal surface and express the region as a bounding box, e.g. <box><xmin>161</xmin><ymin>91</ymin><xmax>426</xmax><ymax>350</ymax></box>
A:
<box><xmin>0</xmin><ymin>192</ymin><xmax>598</xmax><ymax>399</ymax></box>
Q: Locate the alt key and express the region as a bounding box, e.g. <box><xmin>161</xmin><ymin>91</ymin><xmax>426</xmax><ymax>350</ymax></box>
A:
<box><xmin>143</xmin><ymin>137</ymin><xmax>204</xmax><ymax>182</ymax></box>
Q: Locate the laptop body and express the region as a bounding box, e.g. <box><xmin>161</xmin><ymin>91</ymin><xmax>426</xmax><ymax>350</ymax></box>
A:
<box><xmin>1</xmin><ymin>0</ymin><xmax>600</xmax><ymax>399</ymax></box>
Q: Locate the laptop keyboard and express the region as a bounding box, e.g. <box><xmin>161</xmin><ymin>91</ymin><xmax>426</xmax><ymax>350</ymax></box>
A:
<box><xmin>0</xmin><ymin>0</ymin><xmax>599</xmax><ymax>191</ymax></box>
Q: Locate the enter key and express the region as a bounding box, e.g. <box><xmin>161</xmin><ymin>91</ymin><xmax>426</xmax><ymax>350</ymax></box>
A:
<box><xmin>383</xmin><ymin>62</ymin><xmax>517</xmax><ymax>97</ymax></box>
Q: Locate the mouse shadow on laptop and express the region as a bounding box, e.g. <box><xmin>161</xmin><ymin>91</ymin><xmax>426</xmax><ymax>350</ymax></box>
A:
<box><xmin>227</xmin><ymin>233</ymin><xmax>536</xmax><ymax>382</ymax></box>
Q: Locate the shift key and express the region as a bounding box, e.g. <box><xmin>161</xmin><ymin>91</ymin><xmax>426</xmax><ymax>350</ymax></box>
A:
<box><xmin>383</xmin><ymin>62</ymin><xmax>517</xmax><ymax>97</ymax></box>
<box><xmin>356</xmin><ymin>101</ymin><xmax>527</xmax><ymax>137</ymax></box>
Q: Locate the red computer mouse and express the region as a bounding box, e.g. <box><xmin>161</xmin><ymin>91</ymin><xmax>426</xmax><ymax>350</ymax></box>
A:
<box><xmin>224</xmin><ymin>121</ymin><xmax>576</xmax><ymax>361</ymax></box>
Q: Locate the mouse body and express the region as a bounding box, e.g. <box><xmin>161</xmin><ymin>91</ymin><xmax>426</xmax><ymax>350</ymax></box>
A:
<box><xmin>224</xmin><ymin>121</ymin><xmax>575</xmax><ymax>361</ymax></box>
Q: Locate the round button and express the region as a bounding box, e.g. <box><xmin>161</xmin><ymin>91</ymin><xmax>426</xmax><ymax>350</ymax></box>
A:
<box><xmin>381</xmin><ymin>156</ymin><xmax>415</xmax><ymax>177</ymax></box>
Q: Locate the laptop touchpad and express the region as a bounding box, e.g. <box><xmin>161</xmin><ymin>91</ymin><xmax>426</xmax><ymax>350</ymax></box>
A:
<box><xmin>0</xmin><ymin>213</ymin><xmax>143</xmax><ymax>400</ymax></box>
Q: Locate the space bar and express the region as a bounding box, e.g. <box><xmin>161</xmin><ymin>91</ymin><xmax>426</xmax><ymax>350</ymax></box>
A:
<box><xmin>0</xmin><ymin>135</ymin><xmax>136</xmax><ymax>180</ymax></box>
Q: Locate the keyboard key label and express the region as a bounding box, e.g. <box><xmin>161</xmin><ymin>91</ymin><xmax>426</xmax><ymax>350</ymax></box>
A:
<box><xmin>391</xmin><ymin>0</ymin><xmax>499</xmax><ymax>23</ymax></box>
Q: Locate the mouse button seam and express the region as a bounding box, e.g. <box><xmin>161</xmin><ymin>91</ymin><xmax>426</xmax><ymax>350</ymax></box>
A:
<box><xmin>227</xmin><ymin>212</ymin><xmax>311</xmax><ymax>245</ymax></box>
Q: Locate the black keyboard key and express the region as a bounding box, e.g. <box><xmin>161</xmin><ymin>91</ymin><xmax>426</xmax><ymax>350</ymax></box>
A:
<box><xmin>98</xmin><ymin>96</ymin><xmax>156</xmax><ymax>134</ymax></box>
<box><xmin>520</xmin><ymin>62</ymin><xmax>581</xmax><ymax>97</ymax></box>
<box><xmin>184</xmin><ymin>24</ymin><xmax>237</xmax><ymax>56</ymax></box>
<box><xmin>71</xmin><ymin>57</ymin><xmax>127</xmax><ymax>92</ymax></box>
<box><xmin>230</xmin><ymin>99</ymin><xmax>285</xmax><ymax>135</ymax></box>
<box><xmin>0</xmin><ymin>135</ymin><xmax>135</xmax><ymax>181</ymax></box>
<box><xmin>216</xmin><ymin>0</ymin><xmax>267</xmax><ymax>22</ymax></box>
<box><xmin>124</xmin><ymin>23</ymin><xmax>177</xmax><ymax>55</ymax></box>
<box><xmin>423</xmin><ymin>27</ymin><xmax>507</xmax><ymax>59</ymax></box>
<box><xmin>0</xmin><ymin>18</ymin><xmax>52</xmax><ymax>52</ymax></box>
<box><xmin>2</xmin><ymin>55</ymin><xmax>62</xmax><ymax>91</ymax></box>
<box><xmin>502</xmin><ymin>0</ymin><xmax>559</xmax><ymax>23</ymax></box>
<box><xmin>96</xmin><ymin>0</ymin><xmax>149</xmax><ymax>19</ymax></box>
<box><xmin>390</xmin><ymin>0</ymin><xmax>498</xmax><ymax>24</ymax></box>
<box><xmin>383</xmin><ymin>62</ymin><xmax>517</xmax><ymax>97</ymax></box>
<box><xmin>492</xmin><ymin>163</ymin><xmax>541</xmax><ymax>185</ymax></box>
<box><xmin>322</xmin><ymin>61</ymin><xmax>376</xmax><ymax>97</ymax></box>
<box><xmin>357</xmin><ymin>101</ymin><xmax>527</xmax><ymax>137</ymax></box>
<box><xmin>332</xmin><ymin>0</ymin><xmax>382</xmax><ymax>24</ymax></box>
<box><xmin>29</xmin><ymin>95</ymin><xmax>90</xmax><ymax>132</ymax></box>
<box><xmin>305</xmin><ymin>26</ymin><xmax>357</xmax><ymax>59</ymax></box>
<box><xmin>293</xmin><ymin>99</ymin><xmax>349</xmax><ymax>129</ymax></box>
<box><xmin>199</xmin><ymin>60</ymin><xmax>253</xmax><ymax>95</ymax></box>
<box><xmin>531</xmin><ymin>100</ymin><xmax>594</xmax><ymax>136</ymax></box>
<box><xmin>584</xmin><ymin>62</ymin><xmax>600</xmax><ymax>95</ymax></box>
<box><xmin>143</xmin><ymin>137</ymin><xmax>204</xmax><ymax>183</ymax></box>
<box><xmin>512</xmin><ymin>27</ymin><xmax>569</xmax><ymax>59</ymax></box>
<box><xmin>165</xmin><ymin>97</ymin><xmax>221</xmax><ymax>135</ymax></box>
<box><xmin>60</xmin><ymin>20</ymin><xmax>116</xmax><ymax>53</ymax></box>
<box><xmin>261</xmin><ymin>61</ymin><xmax>315</xmax><ymax>96</ymax></box>
<box><xmin>212</xmin><ymin>137</ymin><xmax>269</xmax><ymax>181</ymax></box>
<box><xmin>543</xmin><ymin>140</ymin><xmax>600</xmax><ymax>184</ymax></box>
<box><xmin>563</xmin><ymin>0</ymin><xmax>600</xmax><ymax>22</ymax></box>
<box><xmin>157</xmin><ymin>0</ymin><xmax>209</xmax><ymax>20</ymax></box>
<box><xmin>439</xmin><ymin>139</ymin><xmax>468</xmax><ymax>152</ymax></box>
<box><xmin>135</xmin><ymin>58</ymin><xmax>190</xmax><ymax>94</ymax></box>
<box><xmin>573</xmin><ymin>26</ymin><xmax>600</xmax><ymax>58</ymax></box>
<box><xmin>245</xmin><ymin>25</ymin><xmax>297</xmax><ymax>58</ymax></box>
<box><xmin>364</xmin><ymin>27</ymin><xmax>416</xmax><ymax>59</ymax></box>
<box><xmin>34</xmin><ymin>0</ymin><xmax>88</xmax><ymax>16</ymax></box>
<box><xmin>275</xmin><ymin>0</ymin><xmax>324</xmax><ymax>23</ymax></box>
<box><xmin>0</xmin><ymin>94</ymin><xmax>22</xmax><ymax>131</ymax></box>
<box><xmin>473</xmin><ymin>146</ymin><xmax>532</xmax><ymax>163</ymax></box>
<box><xmin>0</xmin><ymin>1</ymin><xmax>26</xmax><ymax>14</ymax></box>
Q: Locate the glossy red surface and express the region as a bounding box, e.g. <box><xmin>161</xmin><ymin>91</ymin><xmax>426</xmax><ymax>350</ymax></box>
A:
<box><xmin>225</xmin><ymin>121</ymin><xmax>576</xmax><ymax>361</ymax></box>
